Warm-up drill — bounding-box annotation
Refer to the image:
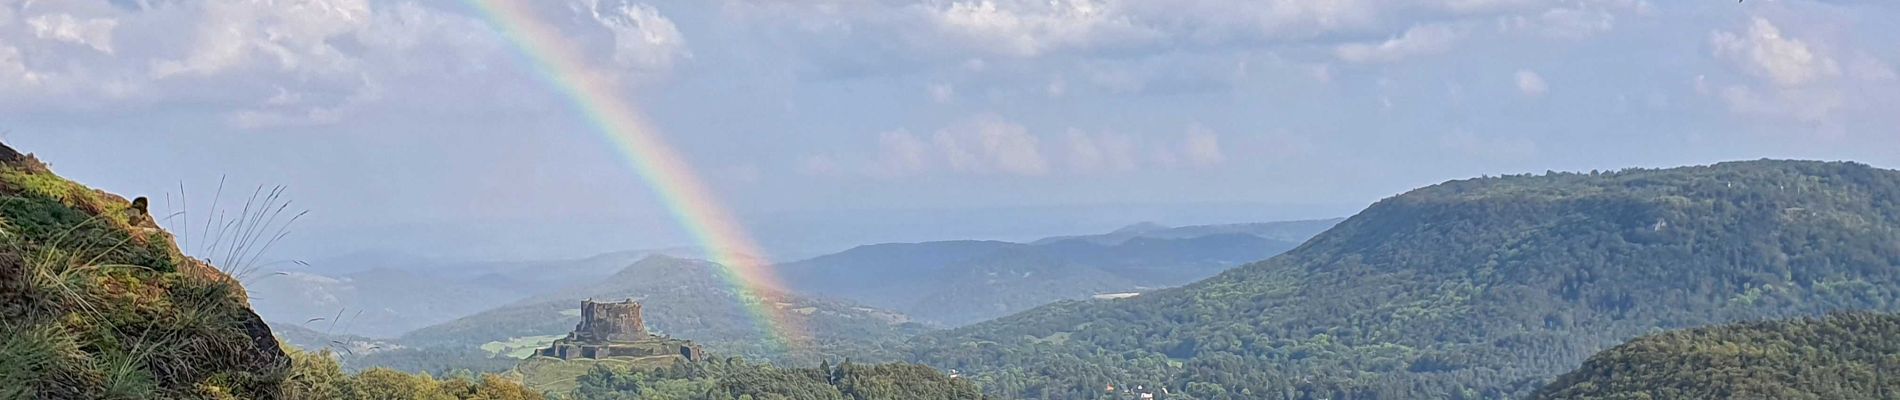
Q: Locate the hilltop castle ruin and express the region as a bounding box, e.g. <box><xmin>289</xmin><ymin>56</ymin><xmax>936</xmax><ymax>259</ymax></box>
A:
<box><xmin>536</xmin><ymin>299</ymin><xmax>705</xmax><ymax>362</ymax></box>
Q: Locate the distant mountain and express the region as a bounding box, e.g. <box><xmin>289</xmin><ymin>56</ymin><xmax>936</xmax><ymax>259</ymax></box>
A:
<box><xmin>781</xmin><ymin>222</ymin><xmax>1328</xmax><ymax>326</ymax></box>
<box><xmin>777</xmin><ymin>241</ymin><xmax>1027</xmax><ymax>314</ymax></box>
<box><xmin>400</xmin><ymin>255</ymin><xmax>926</xmax><ymax>364</ymax></box>
<box><xmin>1029</xmin><ymin>218</ymin><xmax>1343</xmax><ymax>245</ymax></box>
<box><xmin>270</xmin><ymin>322</ymin><xmax>402</xmax><ymax>359</ymax></box>
<box><xmin>1535</xmin><ymin>312</ymin><xmax>1900</xmax><ymax>399</ymax></box>
<box><xmin>301</xmin><ymin>246</ymin><xmax>723</xmax><ymax>293</ymax></box>
<box><xmin>252</xmin><ymin>246</ymin><xmax>738</xmax><ymax>338</ymax></box>
<box><xmin>910</xmin><ymin>160</ymin><xmax>1900</xmax><ymax>399</ymax></box>
<box><xmin>247</xmin><ymin>268</ymin><xmax>531</xmax><ymax>338</ymax></box>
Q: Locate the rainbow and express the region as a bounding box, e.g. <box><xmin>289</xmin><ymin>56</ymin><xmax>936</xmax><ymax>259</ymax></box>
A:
<box><xmin>463</xmin><ymin>0</ymin><xmax>807</xmax><ymax>351</ymax></box>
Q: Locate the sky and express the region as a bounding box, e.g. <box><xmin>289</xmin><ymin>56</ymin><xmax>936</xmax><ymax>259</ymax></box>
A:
<box><xmin>1</xmin><ymin>0</ymin><xmax>1896</xmax><ymax>262</ymax></box>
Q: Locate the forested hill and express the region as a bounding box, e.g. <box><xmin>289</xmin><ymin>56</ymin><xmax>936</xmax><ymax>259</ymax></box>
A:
<box><xmin>908</xmin><ymin>160</ymin><xmax>1900</xmax><ymax>399</ymax></box>
<box><xmin>1534</xmin><ymin>312</ymin><xmax>1900</xmax><ymax>399</ymax></box>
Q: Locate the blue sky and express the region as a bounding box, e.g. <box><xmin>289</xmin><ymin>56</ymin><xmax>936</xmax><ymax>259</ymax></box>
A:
<box><xmin>2</xmin><ymin>0</ymin><xmax>1896</xmax><ymax>261</ymax></box>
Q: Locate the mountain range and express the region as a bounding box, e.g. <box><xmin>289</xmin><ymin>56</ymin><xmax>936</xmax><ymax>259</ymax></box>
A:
<box><xmin>780</xmin><ymin>220</ymin><xmax>1339</xmax><ymax>326</ymax></box>
<box><xmin>399</xmin><ymin>255</ymin><xmax>926</xmax><ymax>364</ymax></box>
<box><xmin>909</xmin><ymin>160</ymin><xmax>1900</xmax><ymax>399</ymax></box>
<box><xmin>259</xmin><ymin>218</ymin><xmax>1337</xmax><ymax>341</ymax></box>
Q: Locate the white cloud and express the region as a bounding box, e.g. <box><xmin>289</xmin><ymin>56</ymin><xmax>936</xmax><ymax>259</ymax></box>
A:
<box><xmin>1711</xmin><ymin>17</ymin><xmax>1838</xmax><ymax>87</ymax></box>
<box><xmin>849</xmin><ymin>116</ymin><xmax>1245</xmax><ymax>177</ymax></box>
<box><xmin>150</xmin><ymin>0</ymin><xmax>373</xmax><ymax>79</ymax></box>
<box><xmin>874</xmin><ymin>130</ymin><xmax>933</xmax><ymax>176</ymax></box>
<box><xmin>1334</xmin><ymin>24</ymin><xmax>1460</xmax><ymax>64</ymax></box>
<box><xmin>1181</xmin><ymin>126</ymin><xmax>1224</xmax><ymax>167</ymax></box>
<box><xmin>928</xmin><ymin>83</ymin><xmax>957</xmax><ymax>103</ymax></box>
<box><xmin>931</xmin><ymin>116</ymin><xmax>1049</xmax><ymax>175</ymax></box>
<box><xmin>1515</xmin><ymin>69</ymin><xmax>1547</xmax><ymax>96</ymax></box>
<box><xmin>584</xmin><ymin>0</ymin><xmax>689</xmax><ymax>72</ymax></box>
<box><xmin>0</xmin><ymin>0</ymin><xmax>690</xmax><ymax>127</ymax></box>
<box><xmin>27</xmin><ymin>14</ymin><xmax>118</xmax><ymax>54</ymax></box>
<box><xmin>724</xmin><ymin>0</ymin><xmax>1646</xmax><ymax>79</ymax></box>
<box><xmin>0</xmin><ymin>45</ymin><xmax>41</xmax><ymax>90</ymax></box>
<box><xmin>928</xmin><ymin>0</ymin><xmax>1161</xmax><ymax>57</ymax></box>
<box><xmin>1064</xmin><ymin>129</ymin><xmax>1138</xmax><ymax>172</ymax></box>
<box><xmin>1699</xmin><ymin>15</ymin><xmax>1900</xmax><ymax>129</ymax></box>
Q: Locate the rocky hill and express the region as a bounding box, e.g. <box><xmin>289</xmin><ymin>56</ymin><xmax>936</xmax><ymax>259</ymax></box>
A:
<box><xmin>910</xmin><ymin>160</ymin><xmax>1900</xmax><ymax>399</ymax></box>
<box><xmin>0</xmin><ymin>143</ymin><xmax>288</xmax><ymax>398</ymax></box>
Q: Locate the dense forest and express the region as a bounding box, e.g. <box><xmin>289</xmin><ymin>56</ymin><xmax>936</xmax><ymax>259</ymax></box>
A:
<box><xmin>908</xmin><ymin>160</ymin><xmax>1900</xmax><ymax>399</ymax></box>
<box><xmin>567</xmin><ymin>358</ymin><xmax>985</xmax><ymax>400</ymax></box>
<box><xmin>1534</xmin><ymin>312</ymin><xmax>1900</xmax><ymax>399</ymax></box>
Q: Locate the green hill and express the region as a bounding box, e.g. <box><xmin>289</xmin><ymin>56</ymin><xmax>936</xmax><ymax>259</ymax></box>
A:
<box><xmin>909</xmin><ymin>160</ymin><xmax>1900</xmax><ymax>399</ymax></box>
<box><xmin>401</xmin><ymin>256</ymin><xmax>927</xmax><ymax>364</ymax></box>
<box><xmin>783</xmin><ymin>227</ymin><xmax>1320</xmax><ymax>326</ymax></box>
<box><xmin>1534</xmin><ymin>312</ymin><xmax>1900</xmax><ymax>400</ymax></box>
<box><xmin>0</xmin><ymin>143</ymin><xmax>289</xmax><ymax>398</ymax></box>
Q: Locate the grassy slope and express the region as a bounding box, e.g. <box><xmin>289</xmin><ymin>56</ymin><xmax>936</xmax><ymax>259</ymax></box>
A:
<box><xmin>0</xmin><ymin>143</ymin><xmax>288</xmax><ymax>399</ymax></box>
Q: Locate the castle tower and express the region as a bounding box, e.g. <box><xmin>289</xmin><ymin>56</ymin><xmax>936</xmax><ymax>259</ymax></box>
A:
<box><xmin>575</xmin><ymin>299</ymin><xmax>648</xmax><ymax>343</ymax></box>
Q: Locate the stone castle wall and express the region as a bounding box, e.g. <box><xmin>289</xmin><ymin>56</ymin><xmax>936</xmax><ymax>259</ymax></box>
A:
<box><xmin>576</xmin><ymin>299</ymin><xmax>648</xmax><ymax>342</ymax></box>
<box><xmin>536</xmin><ymin>299</ymin><xmax>704</xmax><ymax>363</ymax></box>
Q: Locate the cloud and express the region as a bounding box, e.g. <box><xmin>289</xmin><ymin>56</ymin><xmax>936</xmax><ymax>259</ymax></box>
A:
<box><xmin>1181</xmin><ymin>126</ymin><xmax>1225</xmax><ymax>167</ymax></box>
<box><xmin>1515</xmin><ymin>69</ymin><xmax>1547</xmax><ymax>96</ymax></box>
<box><xmin>1334</xmin><ymin>24</ymin><xmax>1460</xmax><ymax>64</ymax></box>
<box><xmin>843</xmin><ymin>116</ymin><xmax>1235</xmax><ymax>178</ymax></box>
<box><xmin>931</xmin><ymin>116</ymin><xmax>1049</xmax><ymax>176</ymax></box>
<box><xmin>723</xmin><ymin>0</ymin><xmax>1647</xmax><ymax>80</ymax></box>
<box><xmin>1700</xmin><ymin>15</ymin><xmax>1899</xmax><ymax>129</ymax></box>
<box><xmin>1064</xmin><ymin>129</ymin><xmax>1138</xmax><ymax>172</ymax></box>
<box><xmin>863</xmin><ymin>117</ymin><xmax>1051</xmax><ymax>177</ymax></box>
<box><xmin>0</xmin><ymin>44</ymin><xmax>40</xmax><ymax>90</ymax></box>
<box><xmin>1711</xmin><ymin>17</ymin><xmax>1838</xmax><ymax>87</ymax></box>
<box><xmin>582</xmin><ymin>0</ymin><xmax>689</xmax><ymax>73</ymax></box>
<box><xmin>0</xmin><ymin>0</ymin><xmax>689</xmax><ymax>127</ymax></box>
<box><xmin>927</xmin><ymin>0</ymin><xmax>1162</xmax><ymax>58</ymax></box>
<box><xmin>874</xmin><ymin>129</ymin><xmax>933</xmax><ymax>176</ymax></box>
<box><xmin>928</xmin><ymin>82</ymin><xmax>956</xmax><ymax>103</ymax></box>
<box><xmin>27</xmin><ymin>13</ymin><xmax>118</xmax><ymax>54</ymax></box>
<box><xmin>148</xmin><ymin>0</ymin><xmax>372</xmax><ymax>79</ymax></box>
<box><xmin>1499</xmin><ymin>1</ymin><xmax>1649</xmax><ymax>39</ymax></box>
